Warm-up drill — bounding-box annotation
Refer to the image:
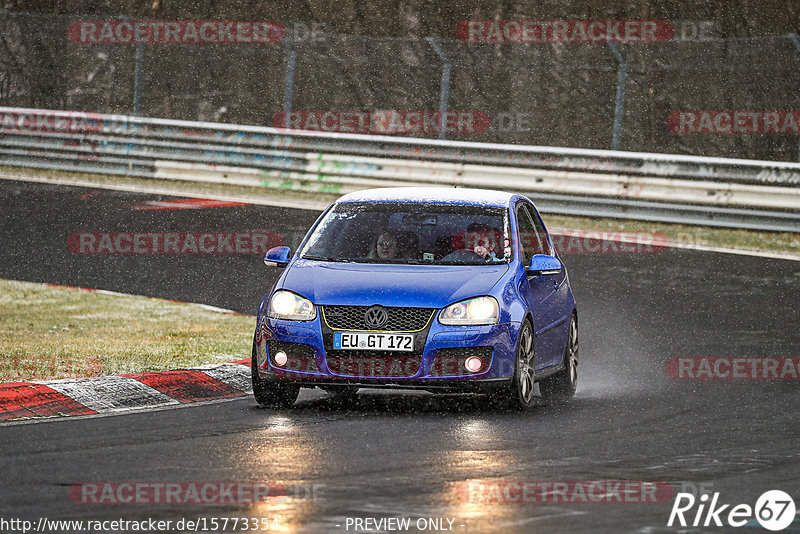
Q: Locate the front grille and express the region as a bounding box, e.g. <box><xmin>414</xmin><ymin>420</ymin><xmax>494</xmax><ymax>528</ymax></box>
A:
<box><xmin>268</xmin><ymin>341</ymin><xmax>318</xmax><ymax>372</ymax></box>
<box><xmin>430</xmin><ymin>347</ymin><xmax>493</xmax><ymax>376</ymax></box>
<box><xmin>322</xmin><ymin>306</ymin><xmax>434</xmax><ymax>332</ymax></box>
<box><xmin>326</xmin><ymin>352</ymin><xmax>422</xmax><ymax>377</ymax></box>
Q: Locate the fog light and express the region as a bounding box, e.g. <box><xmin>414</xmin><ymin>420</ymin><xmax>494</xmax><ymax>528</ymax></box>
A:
<box><xmin>464</xmin><ymin>356</ymin><xmax>483</xmax><ymax>373</ymax></box>
<box><xmin>274</xmin><ymin>351</ymin><xmax>288</xmax><ymax>367</ymax></box>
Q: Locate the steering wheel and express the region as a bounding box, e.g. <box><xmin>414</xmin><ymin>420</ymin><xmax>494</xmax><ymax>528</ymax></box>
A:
<box><xmin>441</xmin><ymin>249</ymin><xmax>485</xmax><ymax>262</ymax></box>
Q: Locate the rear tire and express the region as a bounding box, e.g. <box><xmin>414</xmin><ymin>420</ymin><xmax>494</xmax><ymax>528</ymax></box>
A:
<box><xmin>539</xmin><ymin>315</ymin><xmax>578</xmax><ymax>404</ymax></box>
<box><xmin>251</xmin><ymin>338</ymin><xmax>300</xmax><ymax>408</ymax></box>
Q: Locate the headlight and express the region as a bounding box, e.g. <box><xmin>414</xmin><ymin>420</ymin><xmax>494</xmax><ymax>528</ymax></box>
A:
<box><xmin>439</xmin><ymin>296</ymin><xmax>499</xmax><ymax>325</ymax></box>
<box><xmin>268</xmin><ymin>291</ymin><xmax>316</xmax><ymax>321</ymax></box>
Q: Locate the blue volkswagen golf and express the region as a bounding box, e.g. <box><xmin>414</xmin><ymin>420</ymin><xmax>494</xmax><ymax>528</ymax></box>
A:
<box><xmin>252</xmin><ymin>187</ymin><xmax>578</xmax><ymax>409</ymax></box>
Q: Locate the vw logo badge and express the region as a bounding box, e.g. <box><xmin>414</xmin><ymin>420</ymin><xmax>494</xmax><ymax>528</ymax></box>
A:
<box><xmin>364</xmin><ymin>305</ymin><xmax>389</xmax><ymax>329</ymax></box>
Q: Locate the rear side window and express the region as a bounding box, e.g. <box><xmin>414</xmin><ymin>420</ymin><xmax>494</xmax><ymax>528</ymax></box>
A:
<box><xmin>516</xmin><ymin>204</ymin><xmax>549</xmax><ymax>264</ymax></box>
<box><xmin>529</xmin><ymin>205</ymin><xmax>554</xmax><ymax>256</ymax></box>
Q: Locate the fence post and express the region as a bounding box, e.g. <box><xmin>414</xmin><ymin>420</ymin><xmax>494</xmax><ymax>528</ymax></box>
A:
<box><xmin>133</xmin><ymin>43</ymin><xmax>144</xmax><ymax>116</ymax></box>
<box><xmin>790</xmin><ymin>34</ymin><xmax>800</xmax><ymax>162</ymax></box>
<box><xmin>607</xmin><ymin>42</ymin><xmax>627</xmax><ymax>151</ymax></box>
<box><xmin>425</xmin><ymin>37</ymin><xmax>452</xmax><ymax>140</ymax></box>
<box><xmin>125</xmin><ymin>14</ymin><xmax>144</xmax><ymax>116</ymax></box>
<box><xmin>282</xmin><ymin>39</ymin><xmax>296</xmax><ymax>128</ymax></box>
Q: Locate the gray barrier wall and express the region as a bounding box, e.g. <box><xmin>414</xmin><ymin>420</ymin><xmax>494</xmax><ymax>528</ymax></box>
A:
<box><xmin>1</xmin><ymin>107</ymin><xmax>798</xmax><ymax>232</ymax></box>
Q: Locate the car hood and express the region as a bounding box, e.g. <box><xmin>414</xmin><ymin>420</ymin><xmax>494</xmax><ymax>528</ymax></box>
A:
<box><xmin>282</xmin><ymin>259</ymin><xmax>508</xmax><ymax>308</ymax></box>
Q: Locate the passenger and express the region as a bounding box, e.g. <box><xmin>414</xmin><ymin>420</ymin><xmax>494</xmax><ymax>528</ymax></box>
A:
<box><xmin>374</xmin><ymin>231</ymin><xmax>399</xmax><ymax>259</ymax></box>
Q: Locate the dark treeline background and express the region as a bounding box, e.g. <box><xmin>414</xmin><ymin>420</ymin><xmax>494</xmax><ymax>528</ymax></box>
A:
<box><xmin>5</xmin><ymin>0</ymin><xmax>799</xmax><ymax>37</ymax></box>
<box><xmin>2</xmin><ymin>1</ymin><xmax>800</xmax><ymax>160</ymax></box>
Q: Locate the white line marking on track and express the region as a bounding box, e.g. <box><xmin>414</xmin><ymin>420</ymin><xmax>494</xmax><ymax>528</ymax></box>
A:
<box><xmin>1</xmin><ymin>395</ymin><xmax>252</xmax><ymax>426</ymax></box>
<box><xmin>0</xmin><ymin>171</ymin><xmax>331</xmax><ymax>210</ymax></box>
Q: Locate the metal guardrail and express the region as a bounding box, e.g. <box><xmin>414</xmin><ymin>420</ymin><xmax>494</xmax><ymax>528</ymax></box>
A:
<box><xmin>1</xmin><ymin>107</ymin><xmax>799</xmax><ymax>232</ymax></box>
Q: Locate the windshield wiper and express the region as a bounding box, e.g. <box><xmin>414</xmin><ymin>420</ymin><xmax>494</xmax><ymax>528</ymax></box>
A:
<box><xmin>302</xmin><ymin>255</ymin><xmax>352</xmax><ymax>263</ymax></box>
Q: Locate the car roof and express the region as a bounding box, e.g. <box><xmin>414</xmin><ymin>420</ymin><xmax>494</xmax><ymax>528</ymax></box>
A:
<box><xmin>335</xmin><ymin>187</ymin><xmax>520</xmax><ymax>208</ymax></box>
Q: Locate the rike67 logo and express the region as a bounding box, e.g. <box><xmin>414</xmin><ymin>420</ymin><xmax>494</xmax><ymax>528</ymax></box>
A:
<box><xmin>668</xmin><ymin>490</ymin><xmax>796</xmax><ymax>531</ymax></box>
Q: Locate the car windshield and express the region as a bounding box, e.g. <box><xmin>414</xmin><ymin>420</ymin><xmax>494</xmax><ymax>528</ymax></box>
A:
<box><xmin>300</xmin><ymin>202</ymin><xmax>511</xmax><ymax>265</ymax></box>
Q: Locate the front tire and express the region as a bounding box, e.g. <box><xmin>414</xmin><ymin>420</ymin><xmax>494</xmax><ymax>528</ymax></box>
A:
<box><xmin>539</xmin><ymin>315</ymin><xmax>578</xmax><ymax>404</ymax></box>
<box><xmin>492</xmin><ymin>320</ymin><xmax>536</xmax><ymax>410</ymax></box>
<box><xmin>251</xmin><ymin>338</ymin><xmax>300</xmax><ymax>408</ymax></box>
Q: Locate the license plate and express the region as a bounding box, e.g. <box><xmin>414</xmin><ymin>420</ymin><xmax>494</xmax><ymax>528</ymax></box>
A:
<box><xmin>333</xmin><ymin>332</ymin><xmax>414</xmax><ymax>352</ymax></box>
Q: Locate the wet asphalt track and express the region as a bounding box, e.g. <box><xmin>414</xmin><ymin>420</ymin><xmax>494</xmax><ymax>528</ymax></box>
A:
<box><xmin>1</xmin><ymin>179</ymin><xmax>799</xmax><ymax>533</ymax></box>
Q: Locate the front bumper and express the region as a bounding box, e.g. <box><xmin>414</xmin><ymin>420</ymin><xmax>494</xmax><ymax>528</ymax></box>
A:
<box><xmin>254</xmin><ymin>312</ymin><xmax>519</xmax><ymax>391</ymax></box>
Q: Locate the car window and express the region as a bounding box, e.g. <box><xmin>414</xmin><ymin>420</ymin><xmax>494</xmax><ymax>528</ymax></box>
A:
<box><xmin>517</xmin><ymin>204</ymin><xmax>548</xmax><ymax>264</ymax></box>
<box><xmin>529</xmin><ymin>205</ymin><xmax>554</xmax><ymax>256</ymax></box>
<box><xmin>300</xmin><ymin>202</ymin><xmax>510</xmax><ymax>265</ymax></box>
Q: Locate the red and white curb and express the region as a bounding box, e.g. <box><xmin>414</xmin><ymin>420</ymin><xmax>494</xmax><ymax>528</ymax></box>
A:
<box><xmin>0</xmin><ymin>359</ymin><xmax>252</xmax><ymax>422</ymax></box>
<box><xmin>0</xmin><ymin>283</ymin><xmax>256</xmax><ymax>423</ymax></box>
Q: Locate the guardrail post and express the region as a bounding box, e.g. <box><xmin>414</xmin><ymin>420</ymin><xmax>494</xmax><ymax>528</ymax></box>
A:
<box><xmin>124</xmin><ymin>15</ymin><xmax>144</xmax><ymax>116</ymax></box>
<box><xmin>133</xmin><ymin>43</ymin><xmax>144</xmax><ymax>116</ymax></box>
<box><xmin>425</xmin><ymin>37</ymin><xmax>452</xmax><ymax>140</ymax></box>
<box><xmin>282</xmin><ymin>39</ymin><xmax>297</xmax><ymax>128</ymax></box>
<box><xmin>607</xmin><ymin>42</ymin><xmax>627</xmax><ymax>151</ymax></box>
<box><xmin>790</xmin><ymin>34</ymin><xmax>800</xmax><ymax>162</ymax></box>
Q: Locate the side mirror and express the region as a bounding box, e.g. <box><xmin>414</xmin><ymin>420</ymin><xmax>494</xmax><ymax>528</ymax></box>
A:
<box><xmin>264</xmin><ymin>246</ymin><xmax>291</xmax><ymax>268</ymax></box>
<box><xmin>527</xmin><ymin>254</ymin><xmax>562</xmax><ymax>275</ymax></box>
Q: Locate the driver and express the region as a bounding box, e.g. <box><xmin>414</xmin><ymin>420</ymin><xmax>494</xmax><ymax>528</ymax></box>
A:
<box><xmin>466</xmin><ymin>223</ymin><xmax>498</xmax><ymax>260</ymax></box>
